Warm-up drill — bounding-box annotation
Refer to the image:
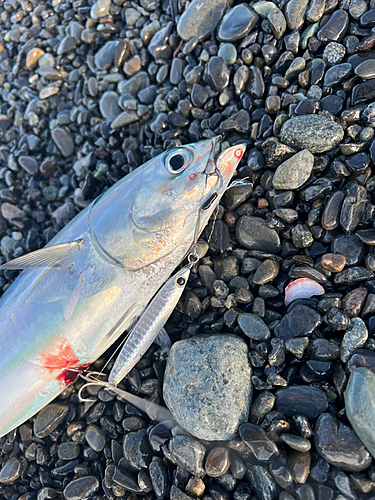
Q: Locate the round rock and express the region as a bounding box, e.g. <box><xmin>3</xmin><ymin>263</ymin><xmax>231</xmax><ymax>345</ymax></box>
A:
<box><xmin>34</xmin><ymin>403</ymin><xmax>69</xmax><ymax>438</ymax></box>
<box><xmin>0</xmin><ymin>458</ymin><xmax>21</xmax><ymax>484</ymax></box>
<box><xmin>99</xmin><ymin>92</ymin><xmax>121</xmax><ymax>122</ymax></box>
<box><xmin>177</xmin><ymin>0</ymin><xmax>227</xmax><ymax>41</ymax></box>
<box><xmin>275</xmin><ymin>386</ymin><xmax>328</xmax><ymax>419</ymax></box>
<box><xmin>238</xmin><ymin>313</ymin><xmax>271</xmax><ymax>340</ymax></box>
<box><xmin>272</xmin><ymin>150</ymin><xmax>314</xmax><ymax>190</ymax></box>
<box><xmin>279</xmin><ymin>115</ymin><xmax>344</xmax><ymax>153</ymax></box>
<box><xmin>51</xmin><ymin>128</ymin><xmax>75</xmax><ymax>158</ymax></box>
<box><xmin>163</xmin><ymin>334</ymin><xmax>252</xmax><ymax>441</ymax></box>
<box><xmin>236</xmin><ymin>216</ymin><xmax>281</xmax><ymax>254</ymax></box>
<box><xmin>63</xmin><ymin>476</ymin><xmax>100</xmax><ymax>500</ymax></box>
<box><xmin>217</xmin><ymin>4</ymin><xmax>258</xmax><ymax>42</ymax></box>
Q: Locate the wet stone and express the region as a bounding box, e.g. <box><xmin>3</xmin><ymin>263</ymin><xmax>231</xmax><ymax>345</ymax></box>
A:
<box><xmin>321</xmin><ymin>253</ymin><xmax>346</xmax><ymax>272</ymax></box>
<box><xmin>218</xmin><ymin>5</ymin><xmax>258</xmax><ymax>42</ymax></box>
<box><xmin>245</xmin><ymin>464</ymin><xmax>277</xmax><ymax>500</ymax></box>
<box><xmin>26</xmin><ymin>48</ymin><xmax>45</xmax><ymax>69</ymax></box>
<box><xmin>149</xmin><ymin>456</ymin><xmax>168</xmax><ymax>497</ymax></box>
<box><xmin>280</xmin><ymin>115</ymin><xmax>344</xmax><ymax>153</ymax></box>
<box><xmin>272</xmin><ymin>150</ymin><xmax>314</xmax><ymax>190</ymax></box>
<box><xmin>342</xmin><ymin>287</ymin><xmax>367</xmax><ymax>317</ymax></box>
<box><xmin>238</xmin><ymin>313</ymin><xmax>271</xmax><ymax>340</ymax></box>
<box><xmin>280</xmin><ymin>434</ymin><xmax>311</xmax><ymax>452</ymax></box>
<box><xmin>208</xmin><ymin>57</ymin><xmax>230</xmax><ymax>91</ymax></box>
<box><xmin>308</xmin><ymin>338</ymin><xmax>340</xmax><ymax>360</ymax></box>
<box><xmin>111</xmin><ymin>111</ymin><xmax>140</xmax><ymax>129</ymax></box>
<box><xmin>275</xmin><ymin>386</ymin><xmax>328</xmax><ymax>419</ymax></box>
<box><xmin>356</xmin><ymin>228</ymin><xmax>375</xmax><ymax>245</ymax></box>
<box><xmin>287</xmin><ymin>451</ymin><xmax>311</xmax><ymax>484</ymax></box>
<box><xmin>321</xmin><ymin>190</ymin><xmax>345</xmax><ymax>230</ymax></box>
<box><xmin>85</xmin><ymin>424</ymin><xmax>106</xmax><ymax>452</ymax></box>
<box><xmin>291</xmin><ymin>224</ymin><xmax>314</xmax><ymax>248</ymax></box>
<box><xmin>268</xmin><ymin>7</ymin><xmax>287</xmax><ymax>40</ymax></box>
<box><xmin>34</xmin><ymin>403</ymin><xmax>68</xmax><ymax>438</ymax></box>
<box><xmin>285</xmin><ymin>337</ymin><xmax>309</xmax><ymax>358</ymax></box>
<box><xmin>285</xmin><ymin>0</ymin><xmax>309</xmax><ymax>30</ymax></box>
<box><xmin>275</xmin><ymin>305</ymin><xmax>322</xmax><ymax>340</ymax></box>
<box><xmin>205</xmin><ymin>447</ymin><xmax>230</xmax><ymax>477</ymax></box>
<box><xmin>63</xmin><ymin>476</ymin><xmax>100</xmax><ymax>500</ymax></box>
<box><xmin>346</xmin><ymin>367</ymin><xmax>375</xmax><ymax>459</ymax></box>
<box><xmin>236</xmin><ymin>216</ymin><xmax>281</xmax><ymax>254</ymax></box>
<box><xmin>324</xmin><ymin>63</ymin><xmax>352</xmax><ymax>87</ymax></box>
<box><xmin>323</xmin><ymin>42</ymin><xmax>346</xmax><ymax>65</ymax></box>
<box><xmin>0</xmin><ymin>458</ymin><xmax>21</xmax><ymax>485</ymax></box>
<box><xmin>340</xmin><ymin>317</ymin><xmax>368</xmax><ymax>363</ymax></box>
<box><xmin>314</xmin><ymin>413</ymin><xmax>372</xmax><ymax>471</ymax></box>
<box><xmin>334</xmin><ymin>267</ymin><xmax>374</xmax><ymax>287</ymax></box>
<box><xmin>57</xmin><ymin>36</ymin><xmax>76</xmax><ymax>55</ymax></box>
<box><xmin>177</xmin><ymin>0</ymin><xmax>227</xmax><ymax>41</ymax></box>
<box><xmin>163</xmin><ymin>335</ymin><xmax>252</xmax><ymax>441</ymax></box>
<box><xmin>91</xmin><ymin>0</ymin><xmax>111</xmax><ymax>19</ymax></box>
<box><xmin>317</xmin><ymin>9</ymin><xmax>349</xmax><ymax>42</ymax></box>
<box><xmin>239</xmin><ymin>423</ymin><xmax>279</xmax><ymax>462</ymax></box>
<box><xmin>355</xmin><ymin>59</ymin><xmax>375</xmax><ymax>79</ymax></box>
<box><xmin>169</xmin><ymin>436</ymin><xmax>206</xmax><ymax>476</ymax></box>
<box><xmin>352</xmin><ymin>78</ymin><xmax>375</xmax><ymax>105</ymax></box>
<box><xmin>51</xmin><ymin>128</ymin><xmax>74</xmax><ymax>158</ymax></box>
<box><xmin>19</xmin><ymin>156</ymin><xmax>38</xmax><ymax>175</ymax></box>
<box><xmin>123</xmin><ymin>429</ymin><xmax>152</xmax><ymax>470</ymax></box>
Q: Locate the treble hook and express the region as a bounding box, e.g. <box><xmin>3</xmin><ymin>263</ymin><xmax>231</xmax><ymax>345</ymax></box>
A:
<box><xmin>78</xmin><ymin>371</ymin><xmax>114</xmax><ymax>402</ymax></box>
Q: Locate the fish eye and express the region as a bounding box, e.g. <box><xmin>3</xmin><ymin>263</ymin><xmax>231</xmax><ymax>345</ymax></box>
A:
<box><xmin>164</xmin><ymin>148</ymin><xmax>193</xmax><ymax>175</ymax></box>
<box><xmin>176</xmin><ymin>277</ymin><xmax>186</xmax><ymax>287</ymax></box>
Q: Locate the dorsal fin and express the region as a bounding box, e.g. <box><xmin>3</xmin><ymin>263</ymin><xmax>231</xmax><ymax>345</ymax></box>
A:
<box><xmin>0</xmin><ymin>239</ymin><xmax>83</xmax><ymax>270</ymax></box>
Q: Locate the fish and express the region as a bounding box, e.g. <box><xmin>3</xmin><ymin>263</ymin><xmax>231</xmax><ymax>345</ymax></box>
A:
<box><xmin>0</xmin><ymin>137</ymin><xmax>245</xmax><ymax>438</ymax></box>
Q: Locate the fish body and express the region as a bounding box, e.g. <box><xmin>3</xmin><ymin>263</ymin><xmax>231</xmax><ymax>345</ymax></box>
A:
<box><xmin>0</xmin><ymin>137</ymin><xmax>245</xmax><ymax>437</ymax></box>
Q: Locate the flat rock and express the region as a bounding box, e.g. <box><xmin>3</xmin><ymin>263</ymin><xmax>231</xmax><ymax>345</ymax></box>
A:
<box><xmin>94</xmin><ymin>41</ymin><xmax>119</xmax><ymax>71</ymax></box>
<box><xmin>340</xmin><ymin>317</ymin><xmax>368</xmax><ymax>363</ymax></box>
<box><xmin>314</xmin><ymin>412</ymin><xmax>372</xmax><ymax>471</ymax></box>
<box><xmin>177</xmin><ymin>0</ymin><xmax>227</xmax><ymax>41</ymax></box>
<box><xmin>279</xmin><ymin>115</ymin><xmax>344</xmax><ymax>153</ymax></box>
<box><xmin>168</xmin><ymin>435</ymin><xmax>206</xmax><ymax>475</ymax></box>
<box><xmin>285</xmin><ymin>0</ymin><xmax>309</xmax><ymax>30</ymax></box>
<box><xmin>238</xmin><ymin>313</ymin><xmax>271</xmax><ymax>340</ymax></box>
<box><xmin>355</xmin><ymin>59</ymin><xmax>375</xmax><ymax>79</ymax></box>
<box><xmin>163</xmin><ymin>334</ymin><xmax>252</xmax><ymax>441</ymax></box>
<box><xmin>273</xmin><ymin>149</ymin><xmax>314</xmax><ymax>190</ymax></box>
<box><xmin>99</xmin><ymin>92</ymin><xmax>121</xmax><ymax>122</ymax></box>
<box><xmin>51</xmin><ymin>127</ymin><xmax>75</xmax><ymax>158</ymax></box>
<box><xmin>0</xmin><ymin>458</ymin><xmax>21</xmax><ymax>484</ymax></box>
<box><xmin>274</xmin><ymin>304</ymin><xmax>322</xmax><ymax>340</ymax></box>
<box><xmin>317</xmin><ymin>9</ymin><xmax>349</xmax><ymax>42</ymax></box>
<box><xmin>236</xmin><ymin>216</ymin><xmax>281</xmax><ymax>254</ymax></box>
<box><xmin>346</xmin><ymin>367</ymin><xmax>375</xmax><ymax>459</ymax></box>
<box><xmin>275</xmin><ymin>386</ymin><xmax>328</xmax><ymax>419</ymax></box>
<box><xmin>63</xmin><ymin>476</ymin><xmax>100</xmax><ymax>500</ymax></box>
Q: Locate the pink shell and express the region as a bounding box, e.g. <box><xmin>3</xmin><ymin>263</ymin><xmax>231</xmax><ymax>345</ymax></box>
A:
<box><xmin>284</xmin><ymin>278</ymin><xmax>325</xmax><ymax>306</ymax></box>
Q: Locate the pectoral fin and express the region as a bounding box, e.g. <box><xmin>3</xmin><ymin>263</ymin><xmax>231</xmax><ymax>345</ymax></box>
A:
<box><xmin>0</xmin><ymin>239</ymin><xmax>83</xmax><ymax>270</ymax></box>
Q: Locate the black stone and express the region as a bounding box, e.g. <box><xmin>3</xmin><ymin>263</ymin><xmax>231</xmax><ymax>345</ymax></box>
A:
<box><xmin>274</xmin><ymin>304</ymin><xmax>322</xmax><ymax>340</ymax></box>
<box><xmin>275</xmin><ymin>386</ymin><xmax>328</xmax><ymax>419</ymax></box>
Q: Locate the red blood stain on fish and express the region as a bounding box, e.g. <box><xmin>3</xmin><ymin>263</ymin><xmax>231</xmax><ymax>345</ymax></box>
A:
<box><xmin>38</xmin><ymin>338</ymin><xmax>90</xmax><ymax>386</ymax></box>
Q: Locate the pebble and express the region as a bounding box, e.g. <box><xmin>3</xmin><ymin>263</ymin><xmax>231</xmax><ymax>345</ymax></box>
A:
<box><xmin>272</xmin><ymin>150</ymin><xmax>314</xmax><ymax>190</ymax></box>
<box><xmin>99</xmin><ymin>92</ymin><xmax>122</xmax><ymax>122</ymax></box>
<box><xmin>34</xmin><ymin>404</ymin><xmax>68</xmax><ymax>438</ymax></box>
<box><xmin>355</xmin><ymin>59</ymin><xmax>375</xmax><ymax>79</ymax></box>
<box><xmin>51</xmin><ymin>128</ymin><xmax>75</xmax><ymax>158</ymax></box>
<box><xmin>331</xmin><ymin>235</ymin><xmax>365</xmax><ymax>266</ymax></box>
<box><xmin>85</xmin><ymin>424</ymin><xmax>106</xmax><ymax>452</ymax></box>
<box><xmin>253</xmin><ymin>259</ymin><xmax>279</xmax><ymax>284</ymax></box>
<box><xmin>356</xmin><ymin>228</ymin><xmax>375</xmax><ymax>245</ymax></box>
<box><xmin>238</xmin><ymin>313</ymin><xmax>271</xmax><ymax>340</ymax></box>
<box><xmin>314</xmin><ymin>413</ymin><xmax>372</xmax><ymax>471</ymax></box>
<box><xmin>342</xmin><ymin>287</ymin><xmax>367</xmax><ymax>317</ymax></box>
<box><xmin>317</xmin><ymin>9</ymin><xmax>349</xmax><ymax>42</ymax></box>
<box><xmin>280</xmin><ymin>434</ymin><xmax>311</xmax><ymax>452</ymax></box>
<box><xmin>245</xmin><ymin>464</ymin><xmax>277</xmax><ymax>500</ymax></box>
<box><xmin>321</xmin><ymin>253</ymin><xmax>346</xmax><ymax>272</ymax></box>
<box><xmin>177</xmin><ymin>0</ymin><xmax>227</xmax><ymax>41</ymax></box>
<box><xmin>63</xmin><ymin>477</ymin><xmax>100</xmax><ymax>500</ymax></box>
<box><xmin>163</xmin><ymin>335</ymin><xmax>252</xmax><ymax>441</ymax></box>
<box><xmin>111</xmin><ymin>111</ymin><xmax>140</xmax><ymax>129</ymax></box>
<box><xmin>287</xmin><ymin>451</ymin><xmax>311</xmax><ymax>484</ymax></box>
<box><xmin>340</xmin><ymin>182</ymin><xmax>366</xmax><ymax>234</ymax></box>
<box><xmin>205</xmin><ymin>447</ymin><xmax>230</xmax><ymax>477</ymax></box>
<box><xmin>346</xmin><ymin>367</ymin><xmax>375</xmax><ymax>459</ymax></box>
<box><xmin>0</xmin><ymin>458</ymin><xmax>21</xmax><ymax>484</ymax></box>
<box><xmin>340</xmin><ymin>317</ymin><xmax>368</xmax><ymax>362</ymax></box>
<box><xmin>95</xmin><ymin>41</ymin><xmax>119</xmax><ymax>71</ymax></box>
<box><xmin>275</xmin><ymin>304</ymin><xmax>322</xmax><ymax>340</ymax></box>
<box><xmin>218</xmin><ymin>5</ymin><xmax>258</xmax><ymax>42</ymax></box>
<box><xmin>26</xmin><ymin>48</ymin><xmax>45</xmax><ymax>70</ymax></box>
<box><xmin>236</xmin><ymin>216</ymin><xmax>281</xmax><ymax>254</ymax></box>
<box><xmin>168</xmin><ymin>436</ymin><xmax>206</xmax><ymax>476</ymax></box>
<box><xmin>239</xmin><ymin>423</ymin><xmax>279</xmax><ymax>461</ymax></box>
<box><xmin>58</xmin><ymin>442</ymin><xmax>80</xmax><ymax>460</ymax></box>
<box><xmin>90</xmin><ymin>0</ymin><xmax>111</xmax><ymax>20</ymax></box>
<box><xmin>279</xmin><ymin>115</ymin><xmax>344</xmax><ymax>153</ymax></box>
<box><xmin>275</xmin><ymin>386</ymin><xmax>328</xmax><ymax>419</ymax></box>
<box><xmin>208</xmin><ymin>57</ymin><xmax>230</xmax><ymax>91</ymax></box>
<box><xmin>123</xmin><ymin>429</ymin><xmax>152</xmax><ymax>470</ymax></box>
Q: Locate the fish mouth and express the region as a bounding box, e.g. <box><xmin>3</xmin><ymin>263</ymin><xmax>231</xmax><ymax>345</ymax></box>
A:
<box><xmin>201</xmin><ymin>136</ymin><xmax>247</xmax><ymax>209</ymax></box>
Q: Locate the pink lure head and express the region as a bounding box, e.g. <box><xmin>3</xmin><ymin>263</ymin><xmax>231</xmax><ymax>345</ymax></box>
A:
<box><xmin>284</xmin><ymin>278</ymin><xmax>325</xmax><ymax>306</ymax></box>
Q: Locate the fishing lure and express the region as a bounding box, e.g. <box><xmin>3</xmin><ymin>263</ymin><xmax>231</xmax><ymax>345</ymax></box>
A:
<box><xmin>0</xmin><ymin>137</ymin><xmax>245</xmax><ymax>438</ymax></box>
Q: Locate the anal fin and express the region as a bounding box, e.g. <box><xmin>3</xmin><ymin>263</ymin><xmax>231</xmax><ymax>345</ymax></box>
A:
<box><xmin>0</xmin><ymin>239</ymin><xmax>83</xmax><ymax>270</ymax></box>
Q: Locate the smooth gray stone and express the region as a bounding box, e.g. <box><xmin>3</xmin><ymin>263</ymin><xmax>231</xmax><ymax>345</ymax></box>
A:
<box><xmin>341</xmin><ymin>318</ymin><xmax>368</xmax><ymax>363</ymax></box>
<box><xmin>177</xmin><ymin>0</ymin><xmax>227</xmax><ymax>41</ymax></box>
<box><xmin>273</xmin><ymin>150</ymin><xmax>314</xmax><ymax>190</ymax></box>
<box><xmin>238</xmin><ymin>313</ymin><xmax>271</xmax><ymax>340</ymax></box>
<box><xmin>236</xmin><ymin>216</ymin><xmax>281</xmax><ymax>253</ymax></box>
<box><xmin>280</xmin><ymin>115</ymin><xmax>344</xmax><ymax>153</ymax></box>
<box><xmin>284</xmin><ymin>0</ymin><xmax>309</xmax><ymax>30</ymax></box>
<box><xmin>94</xmin><ymin>41</ymin><xmax>119</xmax><ymax>70</ymax></box>
<box><xmin>163</xmin><ymin>334</ymin><xmax>252</xmax><ymax>441</ymax></box>
<box><xmin>346</xmin><ymin>367</ymin><xmax>375</xmax><ymax>459</ymax></box>
<box><xmin>99</xmin><ymin>91</ymin><xmax>121</xmax><ymax>121</ymax></box>
<box><xmin>217</xmin><ymin>4</ymin><xmax>258</xmax><ymax>42</ymax></box>
<box><xmin>355</xmin><ymin>60</ymin><xmax>375</xmax><ymax>79</ymax></box>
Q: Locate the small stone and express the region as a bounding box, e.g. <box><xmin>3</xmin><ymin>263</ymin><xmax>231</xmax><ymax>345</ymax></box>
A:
<box><xmin>340</xmin><ymin>317</ymin><xmax>368</xmax><ymax>363</ymax></box>
<box><xmin>268</xmin><ymin>7</ymin><xmax>287</xmax><ymax>39</ymax></box>
<box><xmin>291</xmin><ymin>224</ymin><xmax>314</xmax><ymax>248</ymax></box>
<box><xmin>34</xmin><ymin>404</ymin><xmax>69</xmax><ymax>438</ymax></box>
<box><xmin>321</xmin><ymin>253</ymin><xmax>346</xmax><ymax>272</ymax></box>
<box><xmin>99</xmin><ymin>92</ymin><xmax>121</xmax><ymax>122</ymax></box>
<box><xmin>275</xmin><ymin>304</ymin><xmax>322</xmax><ymax>340</ymax></box>
<box><xmin>314</xmin><ymin>413</ymin><xmax>371</xmax><ymax>471</ymax></box>
<box><xmin>352</xmin><ymin>78</ymin><xmax>375</xmax><ymax>105</ymax></box>
<box><xmin>238</xmin><ymin>313</ymin><xmax>271</xmax><ymax>340</ymax></box>
<box><xmin>169</xmin><ymin>436</ymin><xmax>206</xmax><ymax>476</ymax></box>
<box><xmin>57</xmin><ymin>36</ymin><xmax>76</xmax><ymax>55</ymax></box>
<box><xmin>331</xmin><ymin>235</ymin><xmax>364</xmax><ymax>266</ymax></box>
<box><xmin>205</xmin><ymin>447</ymin><xmax>230</xmax><ymax>477</ymax></box>
<box><xmin>51</xmin><ymin>127</ymin><xmax>75</xmax><ymax>158</ymax></box>
<box><xmin>249</xmin><ymin>391</ymin><xmax>275</xmax><ymax>425</ymax></box>
<box><xmin>18</xmin><ymin>156</ymin><xmax>38</xmax><ymax>175</ymax></box>
<box><xmin>317</xmin><ymin>10</ymin><xmax>349</xmax><ymax>42</ymax></box>
<box><xmin>287</xmin><ymin>451</ymin><xmax>311</xmax><ymax>484</ymax></box>
<box><xmin>123</xmin><ymin>429</ymin><xmax>152</xmax><ymax>470</ymax></box>
<box><xmin>163</xmin><ymin>335</ymin><xmax>252</xmax><ymax>441</ymax></box>
<box><xmin>253</xmin><ymin>259</ymin><xmax>279</xmax><ymax>285</ymax></box>
<box><xmin>111</xmin><ymin>111</ymin><xmax>140</xmax><ymax>129</ymax></box>
<box><xmin>334</xmin><ymin>267</ymin><xmax>374</xmax><ymax>287</ymax></box>
<box><xmin>236</xmin><ymin>216</ymin><xmax>281</xmax><ymax>254</ymax></box>
<box><xmin>91</xmin><ymin>0</ymin><xmax>111</xmax><ymax>20</ymax></box>
<box><xmin>177</xmin><ymin>0</ymin><xmax>227</xmax><ymax>41</ymax></box>
<box><xmin>273</xmin><ymin>150</ymin><xmax>314</xmax><ymax>190</ymax></box>
<box><xmin>63</xmin><ymin>477</ymin><xmax>100</xmax><ymax>500</ymax></box>
<box><xmin>346</xmin><ymin>367</ymin><xmax>375</xmax><ymax>459</ymax></box>
<box><xmin>0</xmin><ymin>458</ymin><xmax>21</xmax><ymax>484</ymax></box>
<box><xmin>85</xmin><ymin>424</ymin><xmax>106</xmax><ymax>452</ymax></box>
<box><xmin>285</xmin><ymin>0</ymin><xmax>309</xmax><ymax>30</ymax></box>
<box><xmin>285</xmin><ymin>337</ymin><xmax>309</xmax><ymax>359</ymax></box>
<box><xmin>217</xmin><ymin>5</ymin><xmax>258</xmax><ymax>42</ymax></box>
<box><xmin>280</xmin><ymin>115</ymin><xmax>344</xmax><ymax>153</ymax></box>
<box><xmin>323</xmin><ymin>42</ymin><xmax>346</xmax><ymax>65</ymax></box>
<box><xmin>95</xmin><ymin>41</ymin><xmax>119</xmax><ymax>71</ymax></box>
<box><xmin>275</xmin><ymin>386</ymin><xmax>328</xmax><ymax>419</ymax></box>
<box><xmin>26</xmin><ymin>48</ymin><xmax>45</xmax><ymax>69</ymax></box>
<box><xmin>58</xmin><ymin>442</ymin><xmax>80</xmax><ymax>460</ymax></box>
<box><xmin>208</xmin><ymin>57</ymin><xmax>230</xmax><ymax>91</ymax></box>
<box><xmin>321</xmin><ymin>190</ymin><xmax>345</xmax><ymax>230</ymax></box>
<box><xmin>280</xmin><ymin>434</ymin><xmax>311</xmax><ymax>452</ymax></box>
<box><xmin>355</xmin><ymin>60</ymin><xmax>375</xmax><ymax>79</ymax></box>
<box><xmin>342</xmin><ymin>288</ymin><xmax>367</xmax><ymax>318</ymax></box>
<box><xmin>245</xmin><ymin>464</ymin><xmax>277</xmax><ymax>500</ymax></box>
<box><xmin>239</xmin><ymin>423</ymin><xmax>279</xmax><ymax>461</ymax></box>
<box><xmin>323</xmin><ymin>63</ymin><xmax>352</xmax><ymax>87</ymax></box>
<box><xmin>356</xmin><ymin>229</ymin><xmax>375</xmax><ymax>245</ymax></box>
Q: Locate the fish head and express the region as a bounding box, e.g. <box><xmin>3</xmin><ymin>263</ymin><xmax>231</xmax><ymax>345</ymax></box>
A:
<box><xmin>133</xmin><ymin>137</ymin><xmax>246</xmax><ymax>236</ymax></box>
